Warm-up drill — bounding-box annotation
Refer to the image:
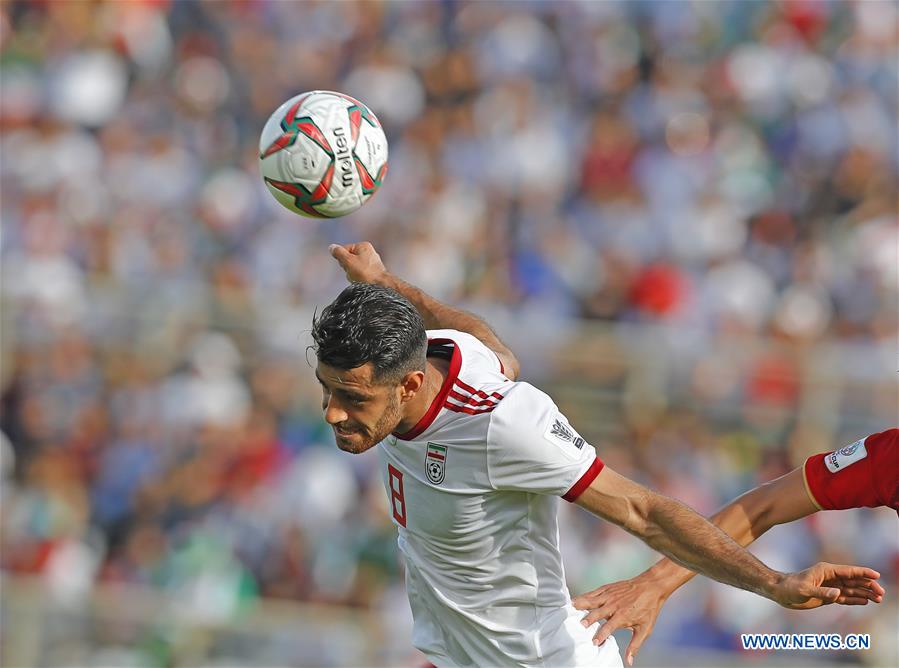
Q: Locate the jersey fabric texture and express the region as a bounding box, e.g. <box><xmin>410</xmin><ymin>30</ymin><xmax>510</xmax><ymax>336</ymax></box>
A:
<box><xmin>802</xmin><ymin>428</ymin><xmax>898</xmax><ymax>513</ymax></box>
<box><xmin>378</xmin><ymin>329</ymin><xmax>619</xmax><ymax>667</ymax></box>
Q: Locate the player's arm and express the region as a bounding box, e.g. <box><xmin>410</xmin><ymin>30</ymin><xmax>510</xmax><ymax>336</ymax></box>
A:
<box><xmin>612</xmin><ymin>468</ymin><xmax>819</xmax><ymax>601</ymax></box>
<box><xmin>329</xmin><ymin>242</ymin><xmax>520</xmax><ymax>380</ymax></box>
<box><xmin>575</xmin><ymin>458</ymin><xmax>887</xmax><ymax>664</ymax></box>
<box><xmin>606</xmin><ymin>435</ymin><xmax>894</xmax><ymax>601</ymax></box>
<box><xmin>574</xmin><ymin>466</ymin><xmax>880</xmax><ymax>609</ymax></box>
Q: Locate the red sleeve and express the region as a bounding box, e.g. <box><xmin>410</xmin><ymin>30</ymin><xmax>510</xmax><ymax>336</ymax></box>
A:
<box><xmin>803</xmin><ymin>429</ymin><xmax>898</xmax><ymax>512</ymax></box>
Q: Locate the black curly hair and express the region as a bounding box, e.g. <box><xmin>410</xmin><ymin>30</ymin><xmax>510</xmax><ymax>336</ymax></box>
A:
<box><xmin>311</xmin><ymin>283</ymin><xmax>427</xmax><ymax>384</ymax></box>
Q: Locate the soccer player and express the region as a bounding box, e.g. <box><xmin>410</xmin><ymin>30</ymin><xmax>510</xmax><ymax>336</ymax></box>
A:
<box><xmin>573</xmin><ymin>429</ymin><xmax>895</xmax><ymax>665</ymax></box>
<box><xmin>311</xmin><ymin>242</ymin><xmax>881</xmax><ymax>668</ymax></box>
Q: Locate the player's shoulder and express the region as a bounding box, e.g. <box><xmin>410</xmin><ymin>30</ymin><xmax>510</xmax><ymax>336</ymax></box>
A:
<box><xmin>427</xmin><ymin>328</ymin><xmax>490</xmax><ymax>356</ymax></box>
<box><xmin>487</xmin><ymin>381</ymin><xmax>558</xmax><ymax>434</ymax></box>
<box><xmin>439</xmin><ymin>377</ymin><xmax>552</xmax><ymax>438</ymax></box>
<box><xmin>491</xmin><ymin>381</ymin><xmax>554</xmax><ymax>409</ymax></box>
<box><xmin>427</xmin><ymin>328</ymin><xmax>506</xmax><ymax>379</ymax></box>
<box><xmin>424</xmin><ymin>329</ymin><xmax>510</xmax><ymax>427</ymax></box>
<box><xmin>485</xmin><ymin>381</ymin><xmax>594</xmax><ymax>468</ymax></box>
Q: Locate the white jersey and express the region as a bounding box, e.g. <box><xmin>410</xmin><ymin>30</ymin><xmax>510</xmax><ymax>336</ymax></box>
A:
<box><xmin>378</xmin><ymin>329</ymin><xmax>621</xmax><ymax>667</ymax></box>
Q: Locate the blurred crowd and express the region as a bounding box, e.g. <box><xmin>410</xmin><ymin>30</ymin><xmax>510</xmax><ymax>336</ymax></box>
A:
<box><xmin>1</xmin><ymin>0</ymin><xmax>896</xmax><ymax>665</ymax></box>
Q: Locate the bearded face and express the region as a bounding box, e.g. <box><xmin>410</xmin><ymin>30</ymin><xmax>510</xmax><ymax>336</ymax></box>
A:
<box><xmin>316</xmin><ymin>362</ymin><xmax>406</xmax><ymax>454</ymax></box>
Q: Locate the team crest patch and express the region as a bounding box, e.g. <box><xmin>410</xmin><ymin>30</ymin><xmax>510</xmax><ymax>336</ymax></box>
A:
<box><xmin>547</xmin><ymin>418</ymin><xmax>585</xmax><ymax>449</ymax></box>
<box><xmin>825</xmin><ymin>438</ymin><xmax>868</xmax><ymax>473</ymax></box>
<box><xmin>425</xmin><ymin>442</ymin><xmax>447</xmax><ymax>484</ymax></box>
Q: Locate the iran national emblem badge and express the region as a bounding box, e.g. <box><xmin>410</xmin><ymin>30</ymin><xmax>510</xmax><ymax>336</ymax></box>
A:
<box><xmin>425</xmin><ymin>442</ymin><xmax>447</xmax><ymax>484</ymax></box>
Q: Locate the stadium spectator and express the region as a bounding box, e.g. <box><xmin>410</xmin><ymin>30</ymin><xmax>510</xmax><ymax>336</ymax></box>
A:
<box><xmin>1</xmin><ymin>1</ymin><xmax>895</xmax><ymax>664</ymax></box>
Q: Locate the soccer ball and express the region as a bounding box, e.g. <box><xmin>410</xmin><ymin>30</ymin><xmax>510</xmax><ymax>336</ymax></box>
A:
<box><xmin>258</xmin><ymin>91</ymin><xmax>388</xmax><ymax>218</ymax></box>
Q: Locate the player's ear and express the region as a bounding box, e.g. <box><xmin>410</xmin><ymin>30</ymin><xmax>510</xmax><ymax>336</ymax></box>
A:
<box><xmin>399</xmin><ymin>369</ymin><xmax>425</xmax><ymax>403</ymax></box>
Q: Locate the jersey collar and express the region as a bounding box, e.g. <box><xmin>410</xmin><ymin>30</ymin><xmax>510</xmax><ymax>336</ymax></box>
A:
<box><xmin>393</xmin><ymin>338</ymin><xmax>461</xmax><ymax>441</ymax></box>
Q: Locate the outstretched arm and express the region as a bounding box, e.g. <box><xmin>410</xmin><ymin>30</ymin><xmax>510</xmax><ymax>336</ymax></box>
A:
<box><xmin>575</xmin><ymin>467</ymin><xmax>819</xmax><ymax>603</ymax></box>
<box><xmin>627</xmin><ymin>468</ymin><xmax>821</xmax><ymax>596</ymax></box>
<box><xmin>573</xmin><ymin>467</ymin><xmax>883</xmax><ymax>664</ymax></box>
<box><xmin>329</xmin><ymin>242</ymin><xmax>520</xmax><ymax>380</ymax></box>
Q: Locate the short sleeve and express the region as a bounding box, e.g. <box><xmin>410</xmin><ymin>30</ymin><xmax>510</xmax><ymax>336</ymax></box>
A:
<box><xmin>803</xmin><ymin>430</ymin><xmax>897</xmax><ymax>511</ymax></box>
<box><xmin>486</xmin><ymin>383</ymin><xmax>603</xmax><ymax>500</ymax></box>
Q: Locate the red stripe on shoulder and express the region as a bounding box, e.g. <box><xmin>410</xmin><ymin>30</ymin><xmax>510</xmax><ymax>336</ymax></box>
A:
<box><xmin>563</xmin><ymin>458</ymin><xmax>604</xmax><ymax>502</ymax></box>
<box><xmin>444</xmin><ymin>403</ymin><xmax>497</xmax><ymax>415</ymax></box>
<box><xmin>454</xmin><ymin>378</ymin><xmax>504</xmax><ymax>402</ymax></box>
<box><xmin>448</xmin><ymin>388</ymin><xmax>499</xmax><ymax>408</ymax></box>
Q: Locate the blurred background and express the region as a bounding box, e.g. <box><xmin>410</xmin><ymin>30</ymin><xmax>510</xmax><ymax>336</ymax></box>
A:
<box><xmin>1</xmin><ymin>0</ymin><xmax>896</xmax><ymax>666</ymax></box>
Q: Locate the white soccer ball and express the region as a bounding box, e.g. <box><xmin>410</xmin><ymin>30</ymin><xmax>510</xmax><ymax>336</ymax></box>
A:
<box><xmin>258</xmin><ymin>90</ymin><xmax>388</xmax><ymax>218</ymax></box>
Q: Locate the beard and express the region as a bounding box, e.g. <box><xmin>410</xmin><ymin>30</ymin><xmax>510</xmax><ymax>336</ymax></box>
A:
<box><xmin>333</xmin><ymin>392</ymin><xmax>403</xmax><ymax>454</ymax></box>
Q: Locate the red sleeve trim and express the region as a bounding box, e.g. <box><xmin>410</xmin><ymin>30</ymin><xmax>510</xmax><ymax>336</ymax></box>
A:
<box><xmin>563</xmin><ymin>457</ymin><xmax>604</xmax><ymax>502</ymax></box>
<box><xmin>802</xmin><ymin>456</ymin><xmax>826</xmax><ymax>511</ymax></box>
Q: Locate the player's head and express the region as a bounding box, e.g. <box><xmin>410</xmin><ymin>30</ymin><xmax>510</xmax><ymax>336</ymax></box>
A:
<box><xmin>311</xmin><ymin>283</ymin><xmax>427</xmax><ymax>453</ymax></box>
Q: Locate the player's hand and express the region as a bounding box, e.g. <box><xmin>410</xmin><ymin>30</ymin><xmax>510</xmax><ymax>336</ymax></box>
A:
<box><xmin>329</xmin><ymin>242</ymin><xmax>389</xmax><ymax>285</ymax></box>
<box><xmin>572</xmin><ymin>573</ymin><xmax>669</xmax><ymax>666</ymax></box>
<box><xmin>774</xmin><ymin>562</ymin><xmax>883</xmax><ymax>610</ymax></box>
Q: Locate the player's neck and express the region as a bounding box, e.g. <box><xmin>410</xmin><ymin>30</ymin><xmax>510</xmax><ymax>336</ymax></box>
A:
<box><xmin>395</xmin><ymin>356</ymin><xmax>449</xmax><ymax>434</ymax></box>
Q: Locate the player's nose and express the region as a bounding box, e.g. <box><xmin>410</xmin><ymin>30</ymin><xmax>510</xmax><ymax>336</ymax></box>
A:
<box><xmin>323</xmin><ymin>396</ymin><xmax>348</xmax><ymax>425</ymax></box>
